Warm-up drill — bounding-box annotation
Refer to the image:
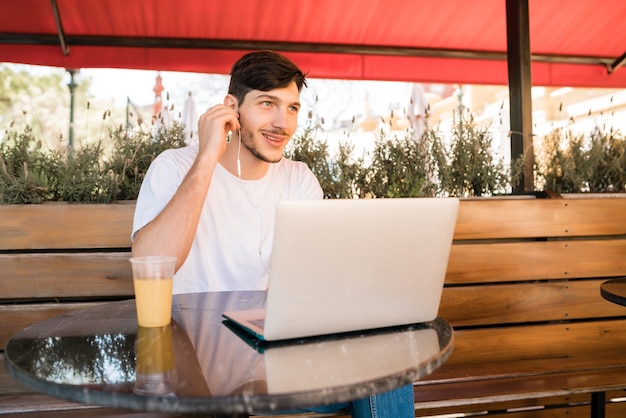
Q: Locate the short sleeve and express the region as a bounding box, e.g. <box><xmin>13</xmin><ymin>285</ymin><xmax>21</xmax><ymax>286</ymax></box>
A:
<box><xmin>131</xmin><ymin>150</ymin><xmax>187</xmax><ymax>241</ymax></box>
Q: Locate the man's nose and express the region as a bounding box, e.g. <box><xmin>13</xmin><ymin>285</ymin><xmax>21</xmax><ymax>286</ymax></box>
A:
<box><xmin>272</xmin><ymin>108</ymin><xmax>289</xmax><ymax>129</ymax></box>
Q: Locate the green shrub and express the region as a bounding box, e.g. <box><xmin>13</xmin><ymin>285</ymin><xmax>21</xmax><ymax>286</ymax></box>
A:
<box><xmin>3</xmin><ymin>107</ymin><xmax>625</xmax><ymax>204</ymax></box>
<box><xmin>536</xmin><ymin>123</ymin><xmax>626</xmax><ymax>193</ymax></box>
<box><xmin>436</xmin><ymin>112</ymin><xmax>508</xmax><ymax>197</ymax></box>
<box><xmin>364</xmin><ymin>130</ymin><xmax>437</xmax><ymax>198</ymax></box>
<box><xmin>285</xmin><ymin>117</ymin><xmax>367</xmax><ymax>199</ymax></box>
<box><xmin>105</xmin><ymin>122</ymin><xmax>186</xmax><ymax>201</ymax></box>
<box><xmin>0</xmin><ymin>125</ymin><xmax>50</xmax><ymax>204</ymax></box>
<box><xmin>287</xmin><ymin>111</ymin><xmax>510</xmax><ymax>199</ymax></box>
<box><xmin>47</xmin><ymin>141</ymin><xmax>114</xmax><ymax>203</ymax></box>
<box><xmin>0</xmin><ymin>120</ymin><xmax>186</xmax><ymax>204</ymax></box>
<box><xmin>586</xmin><ymin>126</ymin><xmax>626</xmax><ymax>193</ymax></box>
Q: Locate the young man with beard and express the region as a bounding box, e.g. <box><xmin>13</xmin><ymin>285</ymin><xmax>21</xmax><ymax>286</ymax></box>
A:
<box><xmin>132</xmin><ymin>50</ymin><xmax>414</xmax><ymax>418</ymax></box>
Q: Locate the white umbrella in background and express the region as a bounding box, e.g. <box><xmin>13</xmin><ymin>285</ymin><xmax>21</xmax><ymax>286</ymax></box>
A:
<box><xmin>408</xmin><ymin>83</ymin><xmax>428</xmax><ymax>139</ymax></box>
<box><xmin>183</xmin><ymin>92</ymin><xmax>199</xmax><ymax>145</ymax></box>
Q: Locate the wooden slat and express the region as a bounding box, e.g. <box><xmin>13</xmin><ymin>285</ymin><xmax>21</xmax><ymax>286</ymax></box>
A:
<box><xmin>454</xmin><ymin>198</ymin><xmax>626</xmax><ymax>240</ymax></box>
<box><xmin>501</xmin><ymin>400</ymin><xmax>626</xmax><ymax>418</ymax></box>
<box><xmin>414</xmin><ymin>390</ymin><xmax>626</xmax><ymax>417</ymax></box>
<box><xmin>0</xmin><ymin>412</ymin><xmax>195</xmax><ymax>418</ymax></box>
<box><xmin>0</xmin><ymin>204</ymin><xmax>135</xmax><ymax>250</ymax></box>
<box><xmin>0</xmin><ymin>302</ymin><xmax>110</xmax><ymax>349</ymax></box>
<box><xmin>442</xmin><ymin>319</ymin><xmax>626</xmax><ymax>367</ymax></box>
<box><xmin>0</xmin><ymin>410</ymin><xmax>347</xmax><ymax>418</ymax></box>
<box><xmin>0</xmin><ymin>253</ymin><xmax>133</xmax><ymax>300</ymax></box>
<box><xmin>0</xmin><ymin>354</ymin><xmax>26</xmax><ymax>396</ymax></box>
<box><xmin>2</xmin><ymin>198</ymin><xmax>625</xmax><ymax>247</ymax></box>
<box><xmin>0</xmin><ymin>392</ymin><xmax>101</xmax><ymax>415</ymax></box>
<box><xmin>446</xmin><ymin>239</ymin><xmax>626</xmax><ymax>284</ymax></box>
<box><xmin>562</xmin><ymin>198</ymin><xmax>626</xmax><ymax>236</ymax></box>
<box><xmin>439</xmin><ymin>279</ymin><xmax>626</xmax><ymax>327</ymax></box>
<box><xmin>413</xmin><ymin>366</ymin><xmax>626</xmax><ymax>409</ymax></box>
<box><xmin>424</xmin><ymin>355</ymin><xmax>626</xmax><ymax>385</ymax></box>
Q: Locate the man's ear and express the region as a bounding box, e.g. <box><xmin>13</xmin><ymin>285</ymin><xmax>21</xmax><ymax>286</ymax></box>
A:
<box><xmin>224</xmin><ymin>94</ymin><xmax>238</xmax><ymax>111</ymax></box>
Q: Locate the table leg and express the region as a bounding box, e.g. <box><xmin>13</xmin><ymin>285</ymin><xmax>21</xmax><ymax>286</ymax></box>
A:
<box><xmin>590</xmin><ymin>391</ymin><xmax>605</xmax><ymax>418</ymax></box>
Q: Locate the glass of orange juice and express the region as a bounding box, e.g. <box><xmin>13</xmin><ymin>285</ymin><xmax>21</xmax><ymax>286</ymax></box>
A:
<box><xmin>130</xmin><ymin>256</ymin><xmax>176</xmax><ymax>328</ymax></box>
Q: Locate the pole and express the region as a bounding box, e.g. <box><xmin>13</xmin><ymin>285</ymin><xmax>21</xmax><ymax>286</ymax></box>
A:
<box><xmin>506</xmin><ymin>0</ymin><xmax>534</xmax><ymax>193</ymax></box>
<box><xmin>66</xmin><ymin>68</ymin><xmax>78</xmax><ymax>149</ymax></box>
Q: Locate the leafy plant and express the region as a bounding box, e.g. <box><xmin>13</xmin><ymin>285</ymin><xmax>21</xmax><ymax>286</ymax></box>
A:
<box><xmin>585</xmin><ymin>126</ymin><xmax>626</xmax><ymax>193</ymax></box>
<box><xmin>0</xmin><ymin>119</ymin><xmax>186</xmax><ymax>204</ymax></box>
<box><xmin>364</xmin><ymin>129</ymin><xmax>437</xmax><ymax>198</ymax></box>
<box><xmin>3</xmin><ymin>105</ymin><xmax>625</xmax><ymax>204</ymax></box>
<box><xmin>436</xmin><ymin>111</ymin><xmax>508</xmax><ymax>197</ymax></box>
<box><xmin>105</xmin><ymin>121</ymin><xmax>186</xmax><ymax>201</ymax></box>
<box><xmin>286</xmin><ymin>116</ymin><xmax>366</xmax><ymax>199</ymax></box>
<box><xmin>331</xmin><ymin>140</ymin><xmax>368</xmax><ymax>198</ymax></box>
<box><xmin>287</xmin><ymin>110</ymin><xmax>510</xmax><ymax>199</ymax></box>
<box><xmin>285</xmin><ymin>122</ymin><xmax>335</xmax><ymax>197</ymax></box>
<box><xmin>0</xmin><ymin>125</ymin><xmax>50</xmax><ymax>204</ymax></box>
<box><xmin>537</xmin><ymin>127</ymin><xmax>584</xmax><ymax>193</ymax></box>
<box><xmin>536</xmin><ymin>122</ymin><xmax>626</xmax><ymax>193</ymax></box>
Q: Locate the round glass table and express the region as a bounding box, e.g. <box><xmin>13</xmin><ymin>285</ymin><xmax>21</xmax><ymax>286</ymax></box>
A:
<box><xmin>600</xmin><ymin>277</ymin><xmax>626</xmax><ymax>307</ymax></box>
<box><xmin>4</xmin><ymin>291</ymin><xmax>453</xmax><ymax>417</ymax></box>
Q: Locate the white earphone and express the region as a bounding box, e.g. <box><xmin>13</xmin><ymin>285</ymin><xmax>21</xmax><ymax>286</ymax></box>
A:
<box><xmin>236</xmin><ymin>128</ymin><xmax>242</xmax><ymax>178</ymax></box>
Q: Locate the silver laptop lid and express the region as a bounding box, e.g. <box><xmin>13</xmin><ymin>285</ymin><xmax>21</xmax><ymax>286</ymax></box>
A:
<box><xmin>263</xmin><ymin>198</ymin><xmax>459</xmax><ymax>340</ymax></box>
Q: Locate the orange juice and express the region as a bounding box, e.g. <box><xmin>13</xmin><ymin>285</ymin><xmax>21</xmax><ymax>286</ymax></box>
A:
<box><xmin>133</xmin><ymin>277</ymin><xmax>173</xmax><ymax>327</ymax></box>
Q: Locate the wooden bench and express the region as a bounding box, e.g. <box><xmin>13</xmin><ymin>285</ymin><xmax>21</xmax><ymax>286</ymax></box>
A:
<box><xmin>2</xmin><ymin>196</ymin><xmax>626</xmax><ymax>417</ymax></box>
<box><xmin>0</xmin><ymin>203</ymin><xmax>137</xmax><ymax>416</ymax></box>
<box><xmin>415</xmin><ymin>194</ymin><xmax>626</xmax><ymax>417</ymax></box>
<box><xmin>0</xmin><ymin>203</ymin><xmax>347</xmax><ymax>418</ymax></box>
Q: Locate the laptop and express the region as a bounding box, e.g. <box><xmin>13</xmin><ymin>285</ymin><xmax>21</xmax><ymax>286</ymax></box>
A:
<box><xmin>222</xmin><ymin>197</ymin><xmax>459</xmax><ymax>342</ymax></box>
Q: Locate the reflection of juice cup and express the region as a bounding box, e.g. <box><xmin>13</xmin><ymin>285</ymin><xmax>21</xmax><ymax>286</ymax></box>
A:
<box><xmin>135</xmin><ymin>325</ymin><xmax>177</xmax><ymax>395</ymax></box>
<box><xmin>130</xmin><ymin>256</ymin><xmax>176</xmax><ymax>328</ymax></box>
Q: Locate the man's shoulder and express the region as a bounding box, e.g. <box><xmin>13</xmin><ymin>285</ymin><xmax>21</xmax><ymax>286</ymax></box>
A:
<box><xmin>275</xmin><ymin>158</ymin><xmax>323</xmax><ymax>199</ymax></box>
<box><xmin>159</xmin><ymin>144</ymin><xmax>198</xmax><ymax>159</ymax></box>
<box><xmin>153</xmin><ymin>145</ymin><xmax>198</xmax><ymax>169</ymax></box>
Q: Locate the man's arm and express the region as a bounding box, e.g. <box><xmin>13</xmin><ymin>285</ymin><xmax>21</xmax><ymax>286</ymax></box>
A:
<box><xmin>131</xmin><ymin>104</ymin><xmax>239</xmax><ymax>272</ymax></box>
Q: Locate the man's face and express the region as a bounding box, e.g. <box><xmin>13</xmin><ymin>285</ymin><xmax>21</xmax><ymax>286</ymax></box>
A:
<box><xmin>236</xmin><ymin>81</ymin><xmax>301</xmax><ymax>164</ymax></box>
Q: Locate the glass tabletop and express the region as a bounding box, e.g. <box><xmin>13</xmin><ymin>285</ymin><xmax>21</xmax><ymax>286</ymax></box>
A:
<box><xmin>4</xmin><ymin>291</ymin><xmax>453</xmax><ymax>416</ymax></box>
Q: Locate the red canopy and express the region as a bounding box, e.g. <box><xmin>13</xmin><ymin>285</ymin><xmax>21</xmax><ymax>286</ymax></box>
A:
<box><xmin>2</xmin><ymin>0</ymin><xmax>626</xmax><ymax>87</ymax></box>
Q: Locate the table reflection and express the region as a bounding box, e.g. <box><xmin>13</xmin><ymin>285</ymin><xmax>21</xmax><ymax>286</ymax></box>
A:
<box><xmin>9</xmin><ymin>333</ymin><xmax>135</xmax><ymax>387</ymax></box>
<box><xmin>134</xmin><ymin>325</ymin><xmax>177</xmax><ymax>395</ymax></box>
<box><xmin>262</xmin><ymin>327</ymin><xmax>440</xmax><ymax>393</ymax></box>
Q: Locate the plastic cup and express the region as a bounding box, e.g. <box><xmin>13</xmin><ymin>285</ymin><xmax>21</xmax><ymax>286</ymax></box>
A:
<box><xmin>130</xmin><ymin>256</ymin><xmax>176</xmax><ymax>328</ymax></box>
<box><xmin>134</xmin><ymin>325</ymin><xmax>178</xmax><ymax>395</ymax></box>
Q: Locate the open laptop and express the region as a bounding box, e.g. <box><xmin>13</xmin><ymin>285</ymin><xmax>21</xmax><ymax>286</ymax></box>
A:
<box><xmin>222</xmin><ymin>197</ymin><xmax>459</xmax><ymax>342</ymax></box>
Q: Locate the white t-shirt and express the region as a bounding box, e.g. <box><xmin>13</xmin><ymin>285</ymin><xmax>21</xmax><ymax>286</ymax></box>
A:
<box><xmin>132</xmin><ymin>144</ymin><xmax>323</xmax><ymax>294</ymax></box>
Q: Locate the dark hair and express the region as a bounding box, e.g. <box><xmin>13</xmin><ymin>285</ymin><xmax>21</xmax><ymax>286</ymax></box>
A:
<box><xmin>228</xmin><ymin>50</ymin><xmax>308</xmax><ymax>105</ymax></box>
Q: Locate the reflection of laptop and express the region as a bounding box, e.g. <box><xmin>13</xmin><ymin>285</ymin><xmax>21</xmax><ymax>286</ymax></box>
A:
<box><xmin>223</xmin><ymin>198</ymin><xmax>459</xmax><ymax>342</ymax></box>
<box><xmin>264</xmin><ymin>327</ymin><xmax>440</xmax><ymax>393</ymax></box>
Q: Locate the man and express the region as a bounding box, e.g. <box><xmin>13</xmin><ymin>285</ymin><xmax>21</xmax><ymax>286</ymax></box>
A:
<box><xmin>132</xmin><ymin>50</ymin><xmax>413</xmax><ymax>417</ymax></box>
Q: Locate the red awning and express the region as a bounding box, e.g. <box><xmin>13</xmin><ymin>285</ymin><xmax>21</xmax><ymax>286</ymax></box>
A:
<box><xmin>1</xmin><ymin>0</ymin><xmax>626</xmax><ymax>87</ymax></box>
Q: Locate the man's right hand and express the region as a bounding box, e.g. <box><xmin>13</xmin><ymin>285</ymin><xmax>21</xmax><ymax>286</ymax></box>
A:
<box><xmin>196</xmin><ymin>104</ymin><xmax>240</xmax><ymax>163</ymax></box>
